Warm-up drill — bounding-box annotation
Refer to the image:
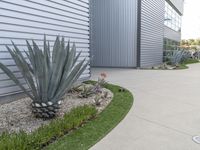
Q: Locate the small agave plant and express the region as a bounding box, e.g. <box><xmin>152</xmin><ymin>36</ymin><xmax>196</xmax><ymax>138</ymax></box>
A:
<box><xmin>170</xmin><ymin>50</ymin><xmax>185</xmax><ymax>66</ymax></box>
<box><xmin>0</xmin><ymin>36</ymin><xmax>88</xmax><ymax>119</ymax></box>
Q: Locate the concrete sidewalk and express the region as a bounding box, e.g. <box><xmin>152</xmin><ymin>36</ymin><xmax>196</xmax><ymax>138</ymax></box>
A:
<box><xmin>90</xmin><ymin>64</ymin><xmax>200</xmax><ymax>150</ymax></box>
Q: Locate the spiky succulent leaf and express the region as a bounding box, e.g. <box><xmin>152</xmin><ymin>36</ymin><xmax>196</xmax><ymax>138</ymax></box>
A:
<box><xmin>60</xmin><ymin>42</ymin><xmax>77</xmax><ymax>84</ymax></box>
<box><xmin>73</xmin><ymin>51</ymin><xmax>82</xmax><ymax>66</ymax></box>
<box><xmin>48</xmin><ymin>37</ymin><xmax>68</xmax><ymax>99</ymax></box>
<box><xmin>53</xmin><ymin>60</ymin><xmax>89</xmax><ymax>102</ymax></box>
<box><xmin>0</xmin><ymin>62</ymin><xmax>33</xmax><ymax>99</ymax></box>
<box><xmin>6</xmin><ymin>45</ymin><xmax>38</xmax><ymax>100</ymax></box>
<box><xmin>170</xmin><ymin>50</ymin><xmax>185</xmax><ymax>66</ymax></box>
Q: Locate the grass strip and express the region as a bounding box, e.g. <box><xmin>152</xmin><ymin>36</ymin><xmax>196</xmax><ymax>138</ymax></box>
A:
<box><xmin>177</xmin><ymin>59</ymin><xmax>199</xmax><ymax>69</ymax></box>
<box><xmin>182</xmin><ymin>58</ymin><xmax>199</xmax><ymax>65</ymax></box>
<box><xmin>0</xmin><ymin>105</ymin><xmax>97</xmax><ymax>150</ymax></box>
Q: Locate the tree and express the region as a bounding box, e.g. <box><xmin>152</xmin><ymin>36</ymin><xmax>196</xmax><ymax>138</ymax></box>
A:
<box><xmin>188</xmin><ymin>39</ymin><xmax>195</xmax><ymax>45</ymax></box>
<box><xmin>196</xmin><ymin>39</ymin><xmax>200</xmax><ymax>45</ymax></box>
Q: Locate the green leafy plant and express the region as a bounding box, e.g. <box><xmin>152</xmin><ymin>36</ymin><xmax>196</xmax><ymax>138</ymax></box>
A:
<box><xmin>78</xmin><ymin>84</ymin><xmax>95</xmax><ymax>98</ymax></box>
<box><xmin>0</xmin><ymin>36</ymin><xmax>88</xmax><ymax>118</ymax></box>
<box><xmin>78</xmin><ymin>73</ymin><xmax>108</xmax><ymax>99</ymax></box>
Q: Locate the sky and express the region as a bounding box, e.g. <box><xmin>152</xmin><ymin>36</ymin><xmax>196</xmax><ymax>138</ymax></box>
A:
<box><xmin>182</xmin><ymin>0</ymin><xmax>200</xmax><ymax>39</ymax></box>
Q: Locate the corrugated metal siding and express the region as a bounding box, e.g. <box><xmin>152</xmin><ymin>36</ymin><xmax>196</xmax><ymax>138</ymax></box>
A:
<box><xmin>164</xmin><ymin>26</ymin><xmax>181</xmax><ymax>42</ymax></box>
<box><xmin>90</xmin><ymin>0</ymin><xmax>137</xmax><ymax>68</ymax></box>
<box><xmin>0</xmin><ymin>0</ymin><xmax>90</xmax><ymax>97</ymax></box>
<box><xmin>140</xmin><ymin>0</ymin><xmax>165</xmax><ymax>67</ymax></box>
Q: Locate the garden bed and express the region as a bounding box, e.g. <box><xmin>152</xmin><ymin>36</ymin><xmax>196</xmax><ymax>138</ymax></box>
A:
<box><xmin>0</xmin><ymin>84</ymin><xmax>113</xmax><ymax>134</ymax></box>
<box><xmin>151</xmin><ymin>59</ymin><xmax>199</xmax><ymax>70</ymax></box>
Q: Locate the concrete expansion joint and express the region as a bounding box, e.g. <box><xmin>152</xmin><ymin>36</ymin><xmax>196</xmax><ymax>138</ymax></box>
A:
<box><xmin>134</xmin><ymin>115</ymin><xmax>192</xmax><ymax>137</ymax></box>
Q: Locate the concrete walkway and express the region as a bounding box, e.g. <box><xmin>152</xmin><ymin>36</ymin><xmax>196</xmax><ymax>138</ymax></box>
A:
<box><xmin>90</xmin><ymin>63</ymin><xmax>200</xmax><ymax>150</ymax></box>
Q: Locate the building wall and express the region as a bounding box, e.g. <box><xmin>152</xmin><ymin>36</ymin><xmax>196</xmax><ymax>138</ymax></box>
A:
<box><xmin>140</xmin><ymin>0</ymin><xmax>165</xmax><ymax>67</ymax></box>
<box><xmin>0</xmin><ymin>0</ymin><xmax>90</xmax><ymax>97</ymax></box>
<box><xmin>90</xmin><ymin>0</ymin><xmax>138</xmax><ymax>68</ymax></box>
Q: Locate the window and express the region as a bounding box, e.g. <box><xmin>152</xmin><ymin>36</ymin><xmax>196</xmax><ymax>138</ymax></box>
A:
<box><xmin>164</xmin><ymin>1</ymin><xmax>182</xmax><ymax>32</ymax></box>
<box><xmin>164</xmin><ymin>38</ymin><xmax>180</xmax><ymax>51</ymax></box>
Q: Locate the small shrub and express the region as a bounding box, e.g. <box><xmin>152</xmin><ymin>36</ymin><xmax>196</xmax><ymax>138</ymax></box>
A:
<box><xmin>78</xmin><ymin>84</ymin><xmax>95</xmax><ymax>98</ymax></box>
<box><xmin>78</xmin><ymin>73</ymin><xmax>108</xmax><ymax>99</ymax></box>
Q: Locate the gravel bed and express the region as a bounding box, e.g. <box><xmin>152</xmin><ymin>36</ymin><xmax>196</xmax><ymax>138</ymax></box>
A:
<box><xmin>0</xmin><ymin>86</ymin><xmax>113</xmax><ymax>134</ymax></box>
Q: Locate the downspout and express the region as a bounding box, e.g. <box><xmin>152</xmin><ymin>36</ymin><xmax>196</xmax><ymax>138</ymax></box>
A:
<box><xmin>137</xmin><ymin>0</ymin><xmax>142</xmax><ymax>68</ymax></box>
<box><xmin>89</xmin><ymin>0</ymin><xmax>92</xmax><ymax>77</ymax></box>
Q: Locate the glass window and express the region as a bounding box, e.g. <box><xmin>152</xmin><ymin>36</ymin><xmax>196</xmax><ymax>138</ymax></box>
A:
<box><xmin>163</xmin><ymin>38</ymin><xmax>180</xmax><ymax>51</ymax></box>
<box><xmin>164</xmin><ymin>1</ymin><xmax>182</xmax><ymax>32</ymax></box>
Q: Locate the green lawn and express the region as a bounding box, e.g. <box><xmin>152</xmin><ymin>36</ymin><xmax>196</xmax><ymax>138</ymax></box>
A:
<box><xmin>176</xmin><ymin>64</ymin><xmax>189</xmax><ymax>69</ymax></box>
<box><xmin>177</xmin><ymin>59</ymin><xmax>199</xmax><ymax>69</ymax></box>
<box><xmin>46</xmin><ymin>82</ymin><xmax>134</xmax><ymax>150</ymax></box>
<box><xmin>182</xmin><ymin>58</ymin><xmax>199</xmax><ymax>65</ymax></box>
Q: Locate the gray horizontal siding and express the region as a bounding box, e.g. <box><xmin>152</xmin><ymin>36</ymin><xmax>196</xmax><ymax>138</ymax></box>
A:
<box><xmin>91</xmin><ymin>0</ymin><xmax>137</xmax><ymax>68</ymax></box>
<box><xmin>140</xmin><ymin>0</ymin><xmax>165</xmax><ymax>67</ymax></box>
<box><xmin>0</xmin><ymin>0</ymin><xmax>90</xmax><ymax>97</ymax></box>
<box><xmin>168</xmin><ymin>0</ymin><xmax>184</xmax><ymax>15</ymax></box>
<box><xmin>164</xmin><ymin>26</ymin><xmax>181</xmax><ymax>42</ymax></box>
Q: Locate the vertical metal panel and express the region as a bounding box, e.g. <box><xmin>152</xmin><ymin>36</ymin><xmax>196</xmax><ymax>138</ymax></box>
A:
<box><xmin>0</xmin><ymin>0</ymin><xmax>90</xmax><ymax>97</ymax></box>
<box><xmin>140</xmin><ymin>0</ymin><xmax>165</xmax><ymax>67</ymax></box>
<box><xmin>91</xmin><ymin>0</ymin><xmax>137</xmax><ymax>68</ymax></box>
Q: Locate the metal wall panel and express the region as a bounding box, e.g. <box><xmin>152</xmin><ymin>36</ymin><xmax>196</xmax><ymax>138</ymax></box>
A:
<box><xmin>140</xmin><ymin>0</ymin><xmax>165</xmax><ymax>67</ymax></box>
<box><xmin>164</xmin><ymin>26</ymin><xmax>181</xmax><ymax>42</ymax></box>
<box><xmin>0</xmin><ymin>0</ymin><xmax>90</xmax><ymax>97</ymax></box>
<box><xmin>90</xmin><ymin>0</ymin><xmax>138</xmax><ymax>67</ymax></box>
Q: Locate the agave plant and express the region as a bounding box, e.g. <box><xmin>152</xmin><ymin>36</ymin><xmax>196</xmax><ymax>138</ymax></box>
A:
<box><xmin>0</xmin><ymin>36</ymin><xmax>88</xmax><ymax>118</ymax></box>
<box><xmin>170</xmin><ymin>50</ymin><xmax>185</xmax><ymax>66</ymax></box>
<box><xmin>182</xmin><ymin>50</ymin><xmax>193</xmax><ymax>62</ymax></box>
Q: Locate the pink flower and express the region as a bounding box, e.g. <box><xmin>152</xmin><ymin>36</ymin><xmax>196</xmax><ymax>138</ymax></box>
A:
<box><xmin>100</xmin><ymin>73</ymin><xmax>107</xmax><ymax>78</ymax></box>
